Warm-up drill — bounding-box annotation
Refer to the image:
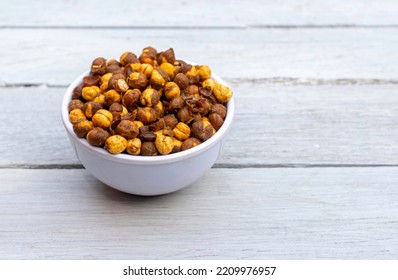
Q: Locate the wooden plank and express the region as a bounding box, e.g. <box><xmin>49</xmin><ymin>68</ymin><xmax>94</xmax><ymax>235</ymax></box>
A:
<box><xmin>1</xmin><ymin>0</ymin><xmax>398</xmax><ymax>27</ymax></box>
<box><xmin>1</xmin><ymin>28</ymin><xmax>398</xmax><ymax>86</ymax></box>
<box><xmin>1</xmin><ymin>168</ymin><xmax>397</xmax><ymax>259</ymax></box>
<box><xmin>1</xmin><ymin>84</ymin><xmax>398</xmax><ymax>166</ymax></box>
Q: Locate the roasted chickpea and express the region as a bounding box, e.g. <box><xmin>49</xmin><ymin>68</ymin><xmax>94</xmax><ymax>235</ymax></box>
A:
<box><xmin>155</xmin><ymin>133</ymin><xmax>174</xmax><ymax>155</ymax></box>
<box><xmin>141</xmin><ymin>141</ymin><xmax>158</xmax><ymax>156</ymax></box>
<box><xmin>113</xmin><ymin>120</ymin><xmax>139</xmax><ymax>139</ymax></box>
<box><xmin>104</xmin><ymin>89</ymin><xmax>122</xmax><ymax>107</ymax></box>
<box><xmin>104</xmin><ymin>135</ymin><xmax>127</xmax><ymax>154</ymax></box>
<box><xmin>82</xmin><ymin>86</ymin><xmax>101</xmax><ymax>101</ymax></box>
<box><xmin>213</xmin><ymin>83</ymin><xmax>233</xmax><ymax>103</ymax></box>
<box><xmin>163</xmin><ymin>114</ymin><xmax>178</xmax><ymax>129</ymax></box>
<box><xmin>173</xmin><ymin>122</ymin><xmax>191</xmax><ymax>141</ymax></box>
<box><xmin>140</xmin><ymin>63</ymin><xmax>154</xmax><ymax>79</ymax></box>
<box><xmin>69</xmin><ymin>108</ymin><xmax>86</xmax><ymax>124</ymax></box>
<box><xmin>140</xmin><ymin>88</ymin><xmax>161</xmax><ymax>107</ymax></box>
<box><xmin>86</xmin><ymin>127</ymin><xmax>110</xmax><ymax>147</ymax></box>
<box><xmin>128</xmin><ymin>72</ymin><xmax>148</xmax><ymax>90</ymax></box>
<box><xmin>197</xmin><ymin>65</ymin><xmax>211</xmax><ymax>80</ymax></box>
<box><xmin>91</xmin><ymin>57</ymin><xmax>107</xmax><ymax>75</ymax></box>
<box><xmin>184</xmin><ymin>65</ymin><xmax>200</xmax><ymax>84</ymax></box>
<box><xmin>157</xmin><ymin>48</ymin><xmax>175</xmax><ymax>64</ymax></box>
<box><xmin>174</xmin><ymin>73</ymin><xmax>189</xmax><ymax>90</ymax></box>
<box><xmin>93</xmin><ymin>94</ymin><xmax>106</xmax><ymax>105</ymax></box>
<box><xmin>171</xmin><ymin>137</ymin><xmax>182</xmax><ymax>153</ymax></box>
<box><xmin>191</xmin><ymin>120</ymin><xmax>215</xmax><ymax>141</ymax></box>
<box><xmin>68</xmin><ymin>99</ymin><xmax>84</xmax><ymax>113</ymax></box>
<box><xmin>83</xmin><ymin>75</ymin><xmax>100</xmax><ymax>87</ymax></box>
<box><xmin>109</xmin><ymin>102</ymin><xmax>128</xmax><ymax>119</ymax></box>
<box><xmin>92</xmin><ymin>109</ymin><xmax>113</xmax><ymax>129</ymax></box>
<box><xmin>153</xmin><ymin>101</ymin><xmax>164</xmax><ymax>119</ymax></box>
<box><xmin>181</xmin><ymin>137</ymin><xmax>202</xmax><ymax>151</ymax></box>
<box><xmin>208</xmin><ymin>113</ymin><xmax>224</xmax><ymax>130</ymax></box>
<box><xmin>126</xmin><ymin>138</ymin><xmax>142</xmax><ymax>155</ymax></box>
<box><xmin>100</xmin><ymin>73</ymin><xmax>113</xmax><ymax>91</ymax></box>
<box><xmin>139</xmin><ymin>46</ymin><xmax>158</xmax><ymax>65</ymax></box>
<box><xmin>120</xmin><ymin>51</ymin><xmax>138</xmax><ymax>66</ymax></box>
<box><xmin>73</xmin><ymin>120</ymin><xmax>93</xmax><ymax>138</ymax></box>
<box><xmin>150</xmin><ymin>68</ymin><xmax>169</xmax><ymax>90</ymax></box>
<box><xmin>136</xmin><ymin>107</ymin><xmax>157</xmax><ymax>124</ymax></box>
<box><xmin>164</xmin><ymin>82</ymin><xmax>180</xmax><ymax>100</ymax></box>
<box><xmin>122</xmin><ymin>89</ymin><xmax>141</xmax><ymax>110</ymax></box>
<box><xmin>202</xmin><ymin>78</ymin><xmax>217</xmax><ymax>91</ymax></box>
<box><xmin>211</xmin><ymin>103</ymin><xmax>227</xmax><ymax>119</ymax></box>
<box><xmin>83</xmin><ymin>101</ymin><xmax>102</xmax><ymax>118</ymax></box>
<box><xmin>159</xmin><ymin>62</ymin><xmax>175</xmax><ymax>80</ymax></box>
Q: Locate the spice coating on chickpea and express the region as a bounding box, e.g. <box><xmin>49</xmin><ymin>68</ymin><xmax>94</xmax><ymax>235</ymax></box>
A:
<box><xmin>202</xmin><ymin>78</ymin><xmax>216</xmax><ymax>91</ymax></box>
<box><xmin>181</xmin><ymin>137</ymin><xmax>202</xmax><ymax>151</ymax></box>
<box><xmin>140</xmin><ymin>63</ymin><xmax>154</xmax><ymax>78</ymax></box>
<box><xmin>104</xmin><ymin>90</ymin><xmax>122</xmax><ymax>107</ymax></box>
<box><xmin>104</xmin><ymin>135</ymin><xmax>127</xmax><ymax>154</ymax></box>
<box><xmin>100</xmin><ymin>73</ymin><xmax>113</xmax><ymax>91</ymax></box>
<box><xmin>92</xmin><ymin>109</ymin><xmax>113</xmax><ymax>129</ymax></box>
<box><xmin>83</xmin><ymin>101</ymin><xmax>102</xmax><ymax>118</ymax></box>
<box><xmin>120</xmin><ymin>51</ymin><xmax>138</xmax><ymax>66</ymax></box>
<box><xmin>173</xmin><ymin>122</ymin><xmax>191</xmax><ymax>141</ymax></box>
<box><xmin>197</xmin><ymin>65</ymin><xmax>211</xmax><ymax>80</ymax></box>
<box><xmin>191</xmin><ymin>120</ymin><xmax>215</xmax><ymax>141</ymax></box>
<box><xmin>136</xmin><ymin>107</ymin><xmax>157</xmax><ymax>124</ymax></box>
<box><xmin>128</xmin><ymin>72</ymin><xmax>148</xmax><ymax>90</ymax></box>
<box><xmin>155</xmin><ymin>134</ymin><xmax>174</xmax><ymax>155</ymax></box>
<box><xmin>213</xmin><ymin>83</ymin><xmax>233</xmax><ymax>103</ymax></box>
<box><xmin>82</xmin><ymin>86</ymin><xmax>101</xmax><ymax>101</ymax></box>
<box><xmin>150</xmin><ymin>68</ymin><xmax>169</xmax><ymax>90</ymax></box>
<box><xmin>122</xmin><ymin>89</ymin><xmax>141</xmax><ymax>110</ymax></box>
<box><xmin>114</xmin><ymin>120</ymin><xmax>139</xmax><ymax>139</ymax></box>
<box><xmin>69</xmin><ymin>108</ymin><xmax>86</xmax><ymax>124</ymax></box>
<box><xmin>73</xmin><ymin>120</ymin><xmax>93</xmax><ymax>138</ymax></box>
<box><xmin>68</xmin><ymin>99</ymin><xmax>84</xmax><ymax>113</ymax></box>
<box><xmin>140</xmin><ymin>88</ymin><xmax>160</xmax><ymax>107</ymax></box>
<box><xmin>141</xmin><ymin>141</ymin><xmax>158</xmax><ymax>156</ymax></box>
<box><xmin>86</xmin><ymin>127</ymin><xmax>110</xmax><ymax>146</ymax></box>
<box><xmin>126</xmin><ymin>138</ymin><xmax>142</xmax><ymax>155</ymax></box>
<box><xmin>164</xmin><ymin>82</ymin><xmax>180</xmax><ymax>100</ymax></box>
<box><xmin>160</xmin><ymin>62</ymin><xmax>175</xmax><ymax>80</ymax></box>
<box><xmin>174</xmin><ymin>73</ymin><xmax>189</xmax><ymax>90</ymax></box>
<box><xmin>157</xmin><ymin>48</ymin><xmax>175</xmax><ymax>64</ymax></box>
<box><xmin>91</xmin><ymin>57</ymin><xmax>107</xmax><ymax>75</ymax></box>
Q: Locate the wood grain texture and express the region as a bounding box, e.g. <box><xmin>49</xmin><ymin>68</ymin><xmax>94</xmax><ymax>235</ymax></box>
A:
<box><xmin>1</xmin><ymin>29</ymin><xmax>398</xmax><ymax>86</ymax></box>
<box><xmin>1</xmin><ymin>0</ymin><xmax>398</xmax><ymax>27</ymax></box>
<box><xmin>0</xmin><ymin>168</ymin><xmax>397</xmax><ymax>259</ymax></box>
<box><xmin>1</xmin><ymin>84</ymin><xmax>398</xmax><ymax>167</ymax></box>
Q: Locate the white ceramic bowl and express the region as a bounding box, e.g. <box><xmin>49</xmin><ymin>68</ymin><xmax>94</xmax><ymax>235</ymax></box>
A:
<box><xmin>62</xmin><ymin>70</ymin><xmax>234</xmax><ymax>196</ymax></box>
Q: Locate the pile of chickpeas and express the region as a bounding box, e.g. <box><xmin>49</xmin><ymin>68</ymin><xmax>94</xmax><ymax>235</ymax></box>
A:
<box><xmin>68</xmin><ymin>47</ymin><xmax>233</xmax><ymax>156</ymax></box>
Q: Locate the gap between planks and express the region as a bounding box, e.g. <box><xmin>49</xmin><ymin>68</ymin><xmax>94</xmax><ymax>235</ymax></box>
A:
<box><xmin>2</xmin><ymin>24</ymin><xmax>398</xmax><ymax>30</ymax></box>
<box><xmin>2</xmin><ymin>164</ymin><xmax>398</xmax><ymax>170</ymax></box>
<box><xmin>3</xmin><ymin>78</ymin><xmax>398</xmax><ymax>88</ymax></box>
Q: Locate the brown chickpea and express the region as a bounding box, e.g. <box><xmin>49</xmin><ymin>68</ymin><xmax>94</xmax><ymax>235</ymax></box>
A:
<box><xmin>69</xmin><ymin>108</ymin><xmax>86</xmax><ymax>124</ymax></box>
<box><xmin>73</xmin><ymin>120</ymin><xmax>93</xmax><ymax>138</ymax></box>
<box><xmin>181</xmin><ymin>137</ymin><xmax>202</xmax><ymax>151</ymax></box>
<box><xmin>86</xmin><ymin>127</ymin><xmax>110</xmax><ymax>147</ymax></box>
<box><xmin>113</xmin><ymin>120</ymin><xmax>139</xmax><ymax>139</ymax></box>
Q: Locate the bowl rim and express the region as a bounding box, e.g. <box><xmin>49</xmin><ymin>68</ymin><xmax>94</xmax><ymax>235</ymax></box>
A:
<box><xmin>61</xmin><ymin>69</ymin><xmax>235</xmax><ymax>165</ymax></box>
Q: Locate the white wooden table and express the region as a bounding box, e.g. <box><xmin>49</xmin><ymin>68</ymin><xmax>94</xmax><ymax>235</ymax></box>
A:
<box><xmin>1</xmin><ymin>0</ymin><xmax>398</xmax><ymax>259</ymax></box>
